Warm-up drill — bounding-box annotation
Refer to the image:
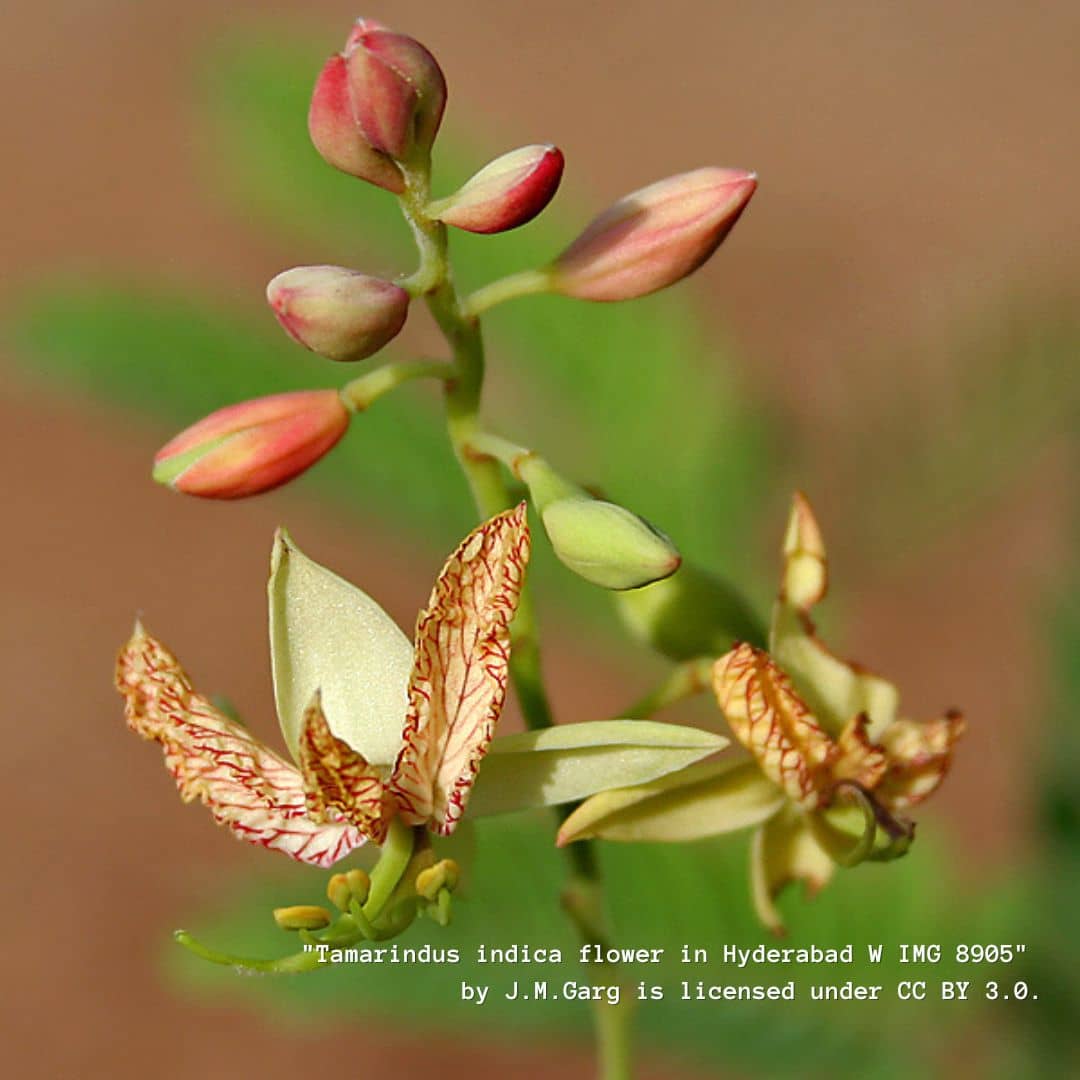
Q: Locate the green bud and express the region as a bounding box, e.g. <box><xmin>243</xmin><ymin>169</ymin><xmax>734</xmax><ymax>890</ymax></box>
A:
<box><xmin>514</xmin><ymin>454</ymin><xmax>679</xmax><ymax>590</ymax></box>
<box><xmin>613</xmin><ymin>561</ymin><xmax>767</xmax><ymax>659</ymax></box>
<box><xmin>541</xmin><ymin>498</ymin><xmax>680</xmax><ymax>590</ymax></box>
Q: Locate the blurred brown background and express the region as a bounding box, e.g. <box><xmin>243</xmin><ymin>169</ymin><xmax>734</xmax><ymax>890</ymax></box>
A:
<box><xmin>2</xmin><ymin>1</ymin><xmax>1077</xmax><ymax>1077</ymax></box>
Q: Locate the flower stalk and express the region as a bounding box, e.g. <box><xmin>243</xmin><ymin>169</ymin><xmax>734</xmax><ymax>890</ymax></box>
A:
<box><xmin>396</xmin><ymin>160</ymin><xmax>635</xmax><ymax>1080</ymax></box>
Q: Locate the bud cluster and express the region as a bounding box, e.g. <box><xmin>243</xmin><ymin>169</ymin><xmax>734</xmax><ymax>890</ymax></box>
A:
<box><xmin>151</xmin><ymin>16</ymin><xmax>756</xmax><ymax>506</ymax></box>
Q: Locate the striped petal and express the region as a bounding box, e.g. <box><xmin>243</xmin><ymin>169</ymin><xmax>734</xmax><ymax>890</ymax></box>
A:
<box><xmin>298</xmin><ymin>692</ymin><xmax>390</xmax><ymax>842</ymax></box>
<box><xmin>832</xmin><ymin>712</ymin><xmax>888</xmax><ymax>789</ymax></box>
<box><xmin>389</xmin><ymin>505</ymin><xmax>530</xmax><ymax>834</ymax></box>
<box><xmin>713</xmin><ymin>643</ymin><xmax>835</xmax><ymax>810</ymax></box>
<box><xmin>876</xmin><ymin>712</ymin><xmax>965</xmax><ymax>811</ymax></box>
<box><xmin>116</xmin><ymin>625</ymin><xmax>365</xmax><ymax>868</ymax></box>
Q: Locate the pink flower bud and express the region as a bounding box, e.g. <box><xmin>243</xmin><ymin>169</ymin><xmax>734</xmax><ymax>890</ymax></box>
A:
<box><xmin>153</xmin><ymin>391</ymin><xmax>350</xmax><ymax>499</ymax></box>
<box><xmin>428</xmin><ymin>145</ymin><xmax>564</xmax><ymax>234</ymax></box>
<box><xmin>308</xmin><ymin>53</ymin><xmax>404</xmax><ymax>193</ymax></box>
<box><xmin>345</xmin><ymin>24</ymin><xmax>447</xmax><ymax>161</ymax></box>
<box><xmin>266</xmin><ymin>266</ymin><xmax>409</xmax><ymax>363</ymax></box>
<box><xmin>550</xmin><ymin>167</ymin><xmax>757</xmax><ymax>301</ymax></box>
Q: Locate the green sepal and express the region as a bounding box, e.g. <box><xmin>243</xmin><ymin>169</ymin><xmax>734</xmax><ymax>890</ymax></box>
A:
<box><xmin>466</xmin><ymin>719</ymin><xmax>727</xmax><ymax>818</ymax></box>
<box><xmin>556</xmin><ymin>757</ymin><xmax>784</xmax><ymax>844</ymax></box>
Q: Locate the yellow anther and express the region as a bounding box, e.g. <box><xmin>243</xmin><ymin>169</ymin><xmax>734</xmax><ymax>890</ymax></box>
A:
<box><xmin>272</xmin><ymin>905</ymin><xmax>332</xmax><ymax>931</ymax></box>
<box><xmin>345</xmin><ymin>868</ymin><xmax>371</xmax><ymax>903</ymax></box>
<box><xmin>326</xmin><ymin>873</ymin><xmax>352</xmax><ymax>912</ymax></box>
<box><xmin>415</xmin><ymin>858</ymin><xmax>461</xmax><ymax>901</ymax></box>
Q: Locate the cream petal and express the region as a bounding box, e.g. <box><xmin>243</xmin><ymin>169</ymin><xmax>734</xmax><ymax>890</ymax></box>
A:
<box><xmin>298</xmin><ymin>692</ymin><xmax>390</xmax><ymax>842</ymax></box>
<box><xmin>389</xmin><ymin>506</ymin><xmax>530</xmax><ymax>834</ymax></box>
<box><xmin>268</xmin><ymin>529</ymin><xmax>414</xmax><ymax>767</ymax></box>
<box><xmin>713</xmin><ymin>644</ymin><xmax>835</xmax><ymax>809</ymax></box>
<box><xmin>116</xmin><ymin>626</ymin><xmax>365</xmax><ymax>868</ymax></box>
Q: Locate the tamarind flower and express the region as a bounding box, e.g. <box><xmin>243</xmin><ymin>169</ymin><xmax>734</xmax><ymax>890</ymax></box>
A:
<box><xmin>116</xmin><ymin>507</ymin><xmax>530</xmax><ymax>867</ymax></box>
<box><xmin>559</xmin><ymin>494</ymin><xmax>964</xmax><ymax>934</ymax></box>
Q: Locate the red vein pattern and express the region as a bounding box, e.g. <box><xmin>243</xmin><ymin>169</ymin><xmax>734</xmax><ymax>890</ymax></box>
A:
<box><xmin>115</xmin><ymin>627</ymin><xmax>366</xmax><ymax>868</ymax></box>
<box><xmin>832</xmin><ymin>712</ymin><xmax>889</xmax><ymax>789</ymax></box>
<box><xmin>298</xmin><ymin>693</ymin><xmax>389</xmax><ymax>842</ymax></box>
<box><xmin>388</xmin><ymin>504</ymin><xmax>530</xmax><ymax>835</ymax></box>
<box><xmin>876</xmin><ymin>712</ymin><xmax>966</xmax><ymax>811</ymax></box>
<box><xmin>714</xmin><ymin>643</ymin><xmax>835</xmax><ymax>810</ymax></box>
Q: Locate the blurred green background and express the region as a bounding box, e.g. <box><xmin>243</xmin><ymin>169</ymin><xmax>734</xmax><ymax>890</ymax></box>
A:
<box><xmin>2</xmin><ymin>2</ymin><xmax>1077</xmax><ymax>1077</ymax></box>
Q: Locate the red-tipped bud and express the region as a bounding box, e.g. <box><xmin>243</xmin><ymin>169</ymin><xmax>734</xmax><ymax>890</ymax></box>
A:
<box><xmin>266</xmin><ymin>266</ymin><xmax>409</xmax><ymax>363</ymax></box>
<box><xmin>153</xmin><ymin>391</ymin><xmax>350</xmax><ymax>499</ymax></box>
<box><xmin>345</xmin><ymin>24</ymin><xmax>447</xmax><ymax>162</ymax></box>
<box><xmin>428</xmin><ymin>145</ymin><xmax>564</xmax><ymax>234</ymax></box>
<box><xmin>308</xmin><ymin>53</ymin><xmax>405</xmax><ymax>193</ymax></box>
<box><xmin>550</xmin><ymin>167</ymin><xmax>757</xmax><ymax>302</ymax></box>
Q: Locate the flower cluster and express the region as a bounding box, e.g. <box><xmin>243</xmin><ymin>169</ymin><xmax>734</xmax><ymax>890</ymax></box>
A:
<box><xmin>560</xmin><ymin>494</ymin><xmax>964</xmax><ymax>933</ymax></box>
<box><xmin>122</xmin><ymin>14</ymin><xmax>962</xmax><ymax>965</ymax></box>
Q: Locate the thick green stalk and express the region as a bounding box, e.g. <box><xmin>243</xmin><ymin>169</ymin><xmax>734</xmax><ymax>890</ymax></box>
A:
<box><xmin>397</xmin><ymin>170</ymin><xmax>632</xmax><ymax>1080</ymax></box>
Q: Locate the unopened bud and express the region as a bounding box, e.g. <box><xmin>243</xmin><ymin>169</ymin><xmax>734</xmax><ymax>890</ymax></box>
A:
<box><xmin>550</xmin><ymin>167</ymin><xmax>757</xmax><ymax>301</ymax></box>
<box><xmin>345</xmin><ymin>23</ymin><xmax>446</xmax><ymax>162</ymax></box>
<box><xmin>514</xmin><ymin>454</ymin><xmax>680</xmax><ymax>590</ymax></box>
<box><xmin>267</xmin><ymin>266</ymin><xmax>409</xmax><ymax>363</ymax></box>
<box><xmin>542</xmin><ymin>499</ymin><xmax>681</xmax><ymax>590</ymax></box>
<box><xmin>308</xmin><ymin>52</ymin><xmax>404</xmax><ymax>192</ymax></box>
<box><xmin>153</xmin><ymin>390</ymin><xmax>349</xmax><ymax>499</ymax></box>
<box><xmin>614</xmin><ymin>562</ymin><xmax>767</xmax><ymax>659</ymax></box>
<box><xmin>273</xmin><ymin>904</ymin><xmax>332</xmax><ymax>931</ymax></box>
<box><xmin>429</xmin><ymin>145</ymin><xmax>564</xmax><ymax>234</ymax></box>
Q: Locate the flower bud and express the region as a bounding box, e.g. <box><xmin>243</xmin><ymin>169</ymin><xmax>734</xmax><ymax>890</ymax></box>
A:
<box><xmin>514</xmin><ymin>455</ymin><xmax>679</xmax><ymax>590</ymax></box>
<box><xmin>614</xmin><ymin>562</ymin><xmax>767</xmax><ymax>659</ymax></box>
<box><xmin>550</xmin><ymin>167</ymin><xmax>757</xmax><ymax>301</ymax></box>
<box><xmin>308</xmin><ymin>53</ymin><xmax>404</xmax><ymax>193</ymax></box>
<box><xmin>541</xmin><ymin>499</ymin><xmax>681</xmax><ymax>590</ymax></box>
<box><xmin>345</xmin><ymin>23</ymin><xmax>447</xmax><ymax>162</ymax></box>
<box><xmin>153</xmin><ymin>390</ymin><xmax>350</xmax><ymax>499</ymax></box>
<box><xmin>266</xmin><ymin>266</ymin><xmax>409</xmax><ymax>363</ymax></box>
<box><xmin>429</xmin><ymin>145</ymin><xmax>564</xmax><ymax>234</ymax></box>
<box><xmin>272</xmin><ymin>904</ymin><xmax>332</xmax><ymax>931</ymax></box>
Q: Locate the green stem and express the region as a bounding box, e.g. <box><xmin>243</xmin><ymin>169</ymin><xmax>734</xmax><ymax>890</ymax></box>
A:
<box><xmin>464</xmin><ymin>268</ymin><xmax>555</xmax><ymax>317</ymax></box>
<box><xmin>362</xmin><ymin>817</ymin><xmax>415</xmax><ymax>922</ymax></box>
<box><xmin>397</xmin><ymin>168</ymin><xmax>633</xmax><ymax>1079</ymax></box>
<box><xmin>340</xmin><ymin>358</ymin><xmax>455</xmax><ymax>412</ymax></box>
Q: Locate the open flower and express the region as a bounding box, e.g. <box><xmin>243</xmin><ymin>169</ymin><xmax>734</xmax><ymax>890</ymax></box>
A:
<box><xmin>117</xmin><ymin>505</ymin><xmax>724</xmax><ymax>874</ymax></box>
<box><xmin>116</xmin><ymin>507</ymin><xmax>530</xmax><ymax>867</ymax></box>
<box><xmin>559</xmin><ymin>493</ymin><xmax>964</xmax><ymax>933</ymax></box>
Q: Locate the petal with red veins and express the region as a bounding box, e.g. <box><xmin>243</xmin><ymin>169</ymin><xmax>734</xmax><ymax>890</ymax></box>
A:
<box><xmin>714</xmin><ymin>644</ymin><xmax>835</xmax><ymax>810</ymax></box>
<box><xmin>389</xmin><ymin>505</ymin><xmax>530</xmax><ymax>834</ymax></box>
<box><xmin>298</xmin><ymin>692</ymin><xmax>390</xmax><ymax>843</ymax></box>
<box><xmin>116</xmin><ymin>625</ymin><xmax>365</xmax><ymax>868</ymax></box>
<box><xmin>832</xmin><ymin>712</ymin><xmax>888</xmax><ymax>789</ymax></box>
<box><xmin>876</xmin><ymin>712</ymin><xmax>965</xmax><ymax>810</ymax></box>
